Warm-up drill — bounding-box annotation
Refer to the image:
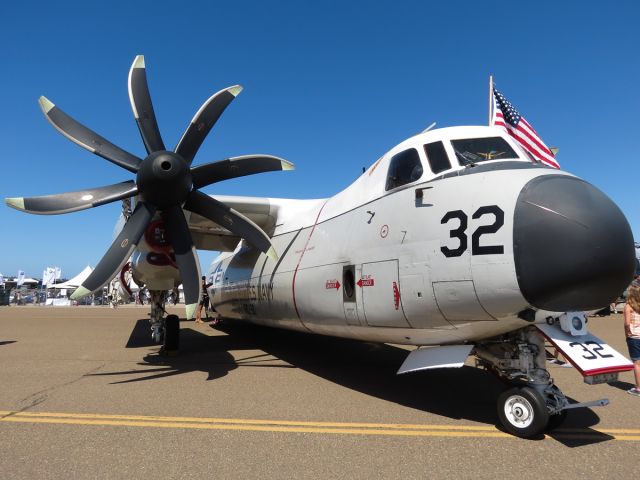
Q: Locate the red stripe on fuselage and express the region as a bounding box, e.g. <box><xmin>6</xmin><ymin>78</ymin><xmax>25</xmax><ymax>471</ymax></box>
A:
<box><xmin>291</xmin><ymin>201</ymin><xmax>328</xmax><ymax>323</ymax></box>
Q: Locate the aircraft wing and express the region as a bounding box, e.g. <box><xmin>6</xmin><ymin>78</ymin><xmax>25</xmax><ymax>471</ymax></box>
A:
<box><xmin>187</xmin><ymin>194</ymin><xmax>279</xmax><ymax>252</ymax></box>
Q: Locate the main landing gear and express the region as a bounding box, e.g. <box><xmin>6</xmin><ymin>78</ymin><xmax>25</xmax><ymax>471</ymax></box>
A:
<box><xmin>474</xmin><ymin>327</ymin><xmax>584</xmax><ymax>438</ymax></box>
<box><xmin>149</xmin><ymin>290</ymin><xmax>180</xmax><ymax>355</ymax></box>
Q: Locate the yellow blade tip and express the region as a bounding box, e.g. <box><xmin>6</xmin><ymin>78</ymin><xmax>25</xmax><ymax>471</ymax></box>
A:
<box><xmin>267</xmin><ymin>247</ymin><xmax>278</xmax><ymax>262</ymax></box>
<box><xmin>38</xmin><ymin>96</ymin><xmax>55</xmax><ymax>114</ymax></box>
<box><xmin>185</xmin><ymin>303</ymin><xmax>197</xmax><ymax>320</ymax></box>
<box><xmin>133</xmin><ymin>55</ymin><xmax>145</xmax><ymax>69</ymax></box>
<box><xmin>70</xmin><ymin>286</ymin><xmax>91</xmax><ymax>300</ymax></box>
<box><xmin>281</xmin><ymin>160</ymin><xmax>295</xmax><ymax>171</ymax></box>
<box><xmin>5</xmin><ymin>198</ymin><xmax>25</xmax><ymax>210</ymax></box>
<box><xmin>229</xmin><ymin>85</ymin><xmax>243</xmax><ymax>97</ymax></box>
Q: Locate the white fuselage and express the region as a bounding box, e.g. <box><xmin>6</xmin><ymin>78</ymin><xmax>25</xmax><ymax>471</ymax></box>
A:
<box><xmin>208</xmin><ymin>126</ymin><xmax>572</xmax><ymax>345</ymax></box>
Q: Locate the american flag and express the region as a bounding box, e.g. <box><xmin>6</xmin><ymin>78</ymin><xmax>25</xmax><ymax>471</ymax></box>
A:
<box><xmin>491</xmin><ymin>87</ymin><xmax>559</xmax><ymax>169</ymax></box>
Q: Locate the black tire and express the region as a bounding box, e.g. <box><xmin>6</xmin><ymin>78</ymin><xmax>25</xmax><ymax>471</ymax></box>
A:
<box><xmin>162</xmin><ymin>314</ymin><xmax>180</xmax><ymax>354</ymax></box>
<box><xmin>497</xmin><ymin>386</ymin><xmax>549</xmax><ymax>438</ymax></box>
<box><xmin>546</xmin><ymin>409</ymin><xmax>568</xmax><ymax>431</ymax></box>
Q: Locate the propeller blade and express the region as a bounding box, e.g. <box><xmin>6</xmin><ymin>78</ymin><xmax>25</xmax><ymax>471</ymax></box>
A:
<box><xmin>185</xmin><ymin>190</ymin><xmax>277</xmax><ymax>260</ymax></box>
<box><xmin>191</xmin><ymin>155</ymin><xmax>294</xmax><ymax>189</ymax></box>
<box><xmin>162</xmin><ymin>206</ymin><xmax>202</xmax><ymax>319</ymax></box>
<box><xmin>71</xmin><ymin>202</ymin><xmax>155</xmax><ymax>299</ymax></box>
<box><xmin>128</xmin><ymin>55</ymin><xmax>166</xmax><ymax>153</ymax></box>
<box><xmin>174</xmin><ymin>85</ymin><xmax>243</xmax><ymax>165</ymax></box>
<box><xmin>5</xmin><ymin>181</ymin><xmax>137</xmax><ymax>215</ymax></box>
<box><xmin>38</xmin><ymin>96</ymin><xmax>142</xmax><ymax>173</ymax></box>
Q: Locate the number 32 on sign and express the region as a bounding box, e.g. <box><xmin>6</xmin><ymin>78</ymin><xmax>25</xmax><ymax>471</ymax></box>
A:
<box><xmin>536</xmin><ymin>323</ymin><xmax>633</xmax><ymax>384</ymax></box>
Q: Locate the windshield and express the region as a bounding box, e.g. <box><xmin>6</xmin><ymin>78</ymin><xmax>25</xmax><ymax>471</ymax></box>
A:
<box><xmin>451</xmin><ymin>137</ymin><xmax>519</xmax><ymax>166</ymax></box>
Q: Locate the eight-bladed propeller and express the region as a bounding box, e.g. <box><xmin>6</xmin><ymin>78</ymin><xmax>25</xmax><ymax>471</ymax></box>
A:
<box><xmin>5</xmin><ymin>55</ymin><xmax>293</xmax><ymax>319</ymax></box>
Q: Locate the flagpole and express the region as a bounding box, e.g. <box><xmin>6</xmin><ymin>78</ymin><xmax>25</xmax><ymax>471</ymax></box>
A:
<box><xmin>488</xmin><ymin>75</ymin><xmax>493</xmax><ymax>126</ymax></box>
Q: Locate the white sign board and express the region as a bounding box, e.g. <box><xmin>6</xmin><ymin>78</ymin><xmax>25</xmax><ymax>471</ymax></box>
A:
<box><xmin>536</xmin><ymin>323</ymin><xmax>633</xmax><ymax>377</ymax></box>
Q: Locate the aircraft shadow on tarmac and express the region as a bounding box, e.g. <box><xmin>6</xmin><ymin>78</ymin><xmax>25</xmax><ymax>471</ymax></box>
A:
<box><xmin>90</xmin><ymin>318</ymin><xmax>295</xmax><ymax>384</ymax></box>
<box><xmin>215</xmin><ymin>322</ymin><xmax>616</xmax><ymax>446</ymax></box>
<box><xmin>96</xmin><ymin>318</ymin><xmax>613</xmax><ymax>446</ymax></box>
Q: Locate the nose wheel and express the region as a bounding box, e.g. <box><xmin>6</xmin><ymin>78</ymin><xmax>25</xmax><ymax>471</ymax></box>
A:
<box><xmin>475</xmin><ymin>327</ymin><xmax>576</xmax><ymax>438</ymax></box>
<box><xmin>497</xmin><ymin>386</ymin><xmax>549</xmax><ymax>438</ymax></box>
<box><xmin>148</xmin><ymin>290</ymin><xmax>180</xmax><ymax>355</ymax></box>
<box><xmin>161</xmin><ymin>314</ymin><xmax>180</xmax><ymax>355</ymax></box>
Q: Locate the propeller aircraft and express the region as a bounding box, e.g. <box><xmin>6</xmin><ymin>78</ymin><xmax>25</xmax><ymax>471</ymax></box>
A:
<box><xmin>6</xmin><ymin>56</ymin><xmax>636</xmax><ymax>438</ymax></box>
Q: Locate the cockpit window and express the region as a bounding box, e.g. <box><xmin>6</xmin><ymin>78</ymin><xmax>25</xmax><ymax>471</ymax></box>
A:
<box><xmin>424</xmin><ymin>141</ymin><xmax>451</xmax><ymax>174</ymax></box>
<box><xmin>385</xmin><ymin>148</ymin><xmax>423</xmax><ymax>191</ymax></box>
<box><xmin>512</xmin><ymin>142</ymin><xmax>540</xmax><ymax>164</ymax></box>
<box><xmin>450</xmin><ymin>137</ymin><xmax>519</xmax><ymax>166</ymax></box>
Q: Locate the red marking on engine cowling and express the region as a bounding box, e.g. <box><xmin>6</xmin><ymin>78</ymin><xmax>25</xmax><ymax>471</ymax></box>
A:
<box><xmin>120</xmin><ymin>262</ymin><xmax>133</xmax><ymax>296</ymax></box>
<box><xmin>144</xmin><ymin>219</ymin><xmax>171</xmax><ymax>251</ymax></box>
<box><xmin>393</xmin><ymin>281</ymin><xmax>401</xmax><ymax>310</ymax></box>
<box><xmin>144</xmin><ymin>219</ymin><xmax>177</xmax><ymax>268</ymax></box>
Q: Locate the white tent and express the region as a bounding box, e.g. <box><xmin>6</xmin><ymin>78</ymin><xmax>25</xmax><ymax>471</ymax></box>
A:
<box><xmin>47</xmin><ymin>265</ymin><xmax>93</xmax><ymax>290</ymax></box>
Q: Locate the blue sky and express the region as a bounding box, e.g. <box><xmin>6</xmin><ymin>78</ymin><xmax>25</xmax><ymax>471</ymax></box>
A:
<box><xmin>1</xmin><ymin>0</ymin><xmax>638</xmax><ymax>279</ymax></box>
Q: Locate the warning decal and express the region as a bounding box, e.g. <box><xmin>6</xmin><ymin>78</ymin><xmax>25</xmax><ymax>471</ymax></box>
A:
<box><xmin>325</xmin><ymin>280</ymin><xmax>341</xmax><ymax>290</ymax></box>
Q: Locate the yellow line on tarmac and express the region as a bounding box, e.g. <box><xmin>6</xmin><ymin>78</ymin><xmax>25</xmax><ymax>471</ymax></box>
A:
<box><xmin>1</xmin><ymin>411</ymin><xmax>639</xmax><ymax>440</ymax></box>
<box><xmin>0</xmin><ymin>410</ymin><xmax>499</xmax><ymax>431</ymax></box>
<box><xmin>0</xmin><ymin>417</ymin><xmax>513</xmax><ymax>438</ymax></box>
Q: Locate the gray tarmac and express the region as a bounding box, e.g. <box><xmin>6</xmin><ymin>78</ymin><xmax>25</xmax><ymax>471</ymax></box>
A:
<box><xmin>0</xmin><ymin>306</ymin><xmax>638</xmax><ymax>479</ymax></box>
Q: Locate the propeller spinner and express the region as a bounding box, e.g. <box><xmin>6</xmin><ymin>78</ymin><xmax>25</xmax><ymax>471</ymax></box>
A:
<box><xmin>6</xmin><ymin>55</ymin><xmax>292</xmax><ymax>318</ymax></box>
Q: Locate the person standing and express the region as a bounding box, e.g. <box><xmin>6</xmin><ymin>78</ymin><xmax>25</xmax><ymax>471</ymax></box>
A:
<box><xmin>623</xmin><ymin>282</ymin><xmax>640</xmax><ymax>396</ymax></box>
<box><xmin>195</xmin><ymin>276</ymin><xmax>213</xmax><ymax>324</ymax></box>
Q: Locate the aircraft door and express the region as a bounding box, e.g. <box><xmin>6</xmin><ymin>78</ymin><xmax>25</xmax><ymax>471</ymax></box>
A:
<box><xmin>342</xmin><ymin>264</ymin><xmax>362</xmax><ymax>325</ymax></box>
<box><xmin>360</xmin><ymin>260</ymin><xmax>410</xmax><ymax>328</ymax></box>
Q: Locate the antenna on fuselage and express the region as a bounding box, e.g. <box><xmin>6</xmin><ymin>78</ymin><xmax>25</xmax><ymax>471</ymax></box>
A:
<box><xmin>421</xmin><ymin>122</ymin><xmax>437</xmax><ymax>133</ymax></box>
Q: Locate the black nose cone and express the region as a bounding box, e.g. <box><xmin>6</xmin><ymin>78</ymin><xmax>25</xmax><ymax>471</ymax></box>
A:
<box><xmin>514</xmin><ymin>175</ymin><xmax>635</xmax><ymax>311</ymax></box>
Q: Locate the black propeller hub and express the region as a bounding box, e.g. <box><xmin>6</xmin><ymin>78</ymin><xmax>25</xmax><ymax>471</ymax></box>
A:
<box><xmin>136</xmin><ymin>151</ymin><xmax>193</xmax><ymax>209</ymax></box>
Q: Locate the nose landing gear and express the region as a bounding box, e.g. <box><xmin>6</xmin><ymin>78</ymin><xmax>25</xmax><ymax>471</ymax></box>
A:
<box><xmin>149</xmin><ymin>290</ymin><xmax>180</xmax><ymax>355</ymax></box>
<box><xmin>475</xmin><ymin>327</ymin><xmax>569</xmax><ymax>438</ymax></box>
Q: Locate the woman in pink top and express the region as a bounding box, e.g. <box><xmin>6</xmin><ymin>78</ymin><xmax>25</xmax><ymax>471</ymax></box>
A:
<box><xmin>624</xmin><ymin>283</ymin><xmax>640</xmax><ymax>396</ymax></box>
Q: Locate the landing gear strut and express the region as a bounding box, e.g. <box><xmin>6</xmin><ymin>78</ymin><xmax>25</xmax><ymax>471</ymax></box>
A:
<box><xmin>149</xmin><ymin>290</ymin><xmax>165</xmax><ymax>344</ymax></box>
<box><xmin>149</xmin><ymin>290</ymin><xmax>180</xmax><ymax>355</ymax></box>
<box><xmin>475</xmin><ymin>327</ymin><xmax>569</xmax><ymax>438</ymax></box>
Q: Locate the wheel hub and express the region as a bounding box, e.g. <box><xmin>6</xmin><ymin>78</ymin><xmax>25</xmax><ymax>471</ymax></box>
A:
<box><xmin>505</xmin><ymin>395</ymin><xmax>534</xmax><ymax>428</ymax></box>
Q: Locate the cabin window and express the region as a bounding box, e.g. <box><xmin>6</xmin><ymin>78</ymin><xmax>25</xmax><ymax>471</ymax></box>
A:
<box><xmin>450</xmin><ymin>137</ymin><xmax>519</xmax><ymax>166</ymax></box>
<box><xmin>423</xmin><ymin>141</ymin><xmax>451</xmax><ymax>174</ymax></box>
<box><xmin>385</xmin><ymin>148</ymin><xmax>423</xmax><ymax>191</ymax></box>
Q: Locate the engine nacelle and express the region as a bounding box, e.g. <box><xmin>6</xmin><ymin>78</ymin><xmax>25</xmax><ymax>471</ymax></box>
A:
<box><xmin>130</xmin><ymin>218</ymin><xmax>181</xmax><ymax>291</ymax></box>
